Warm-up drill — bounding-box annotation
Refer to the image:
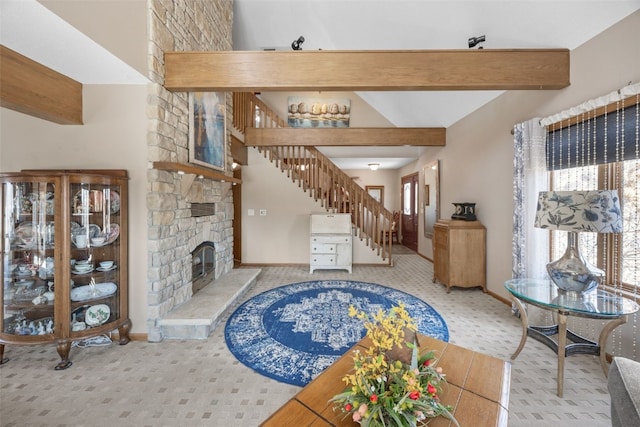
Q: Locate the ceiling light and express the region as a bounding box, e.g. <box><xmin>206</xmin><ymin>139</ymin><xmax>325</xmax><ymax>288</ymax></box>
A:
<box><xmin>368</xmin><ymin>163</ymin><xmax>380</xmax><ymax>171</ymax></box>
<box><xmin>291</xmin><ymin>36</ymin><xmax>305</xmax><ymax>51</ymax></box>
<box><xmin>468</xmin><ymin>35</ymin><xmax>486</xmax><ymax>49</ymax></box>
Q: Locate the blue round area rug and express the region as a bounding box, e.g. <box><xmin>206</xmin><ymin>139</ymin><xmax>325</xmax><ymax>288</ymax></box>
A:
<box><xmin>224</xmin><ymin>280</ymin><xmax>448</xmax><ymax>387</ymax></box>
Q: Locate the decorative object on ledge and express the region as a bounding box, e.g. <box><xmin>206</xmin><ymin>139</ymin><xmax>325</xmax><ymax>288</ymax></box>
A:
<box><xmin>534</xmin><ymin>190</ymin><xmax>622</xmax><ymax>294</ymax></box>
<box><xmin>451</xmin><ymin>202</ymin><xmax>476</xmax><ymax>220</ymax></box>
<box><xmin>152</xmin><ymin>162</ymin><xmax>241</xmax><ymax>184</ymax></box>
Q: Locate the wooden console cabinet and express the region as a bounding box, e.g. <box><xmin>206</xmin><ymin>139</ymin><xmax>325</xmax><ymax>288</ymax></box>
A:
<box><xmin>0</xmin><ymin>170</ymin><xmax>131</xmax><ymax>369</ymax></box>
<box><xmin>433</xmin><ymin>219</ymin><xmax>486</xmax><ymax>293</ymax></box>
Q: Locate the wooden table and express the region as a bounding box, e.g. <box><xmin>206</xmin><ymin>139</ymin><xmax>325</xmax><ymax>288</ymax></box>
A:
<box><xmin>260</xmin><ymin>334</ymin><xmax>511</xmax><ymax>427</ymax></box>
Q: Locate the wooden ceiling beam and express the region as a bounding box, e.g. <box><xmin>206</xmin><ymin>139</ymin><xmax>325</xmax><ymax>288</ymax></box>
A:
<box><xmin>0</xmin><ymin>45</ymin><xmax>83</xmax><ymax>125</ymax></box>
<box><xmin>164</xmin><ymin>49</ymin><xmax>569</xmax><ymax>92</ymax></box>
<box><xmin>245</xmin><ymin>127</ymin><xmax>446</xmax><ymax>147</ymax></box>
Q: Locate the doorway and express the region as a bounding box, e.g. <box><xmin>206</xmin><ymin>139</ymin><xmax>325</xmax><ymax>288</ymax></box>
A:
<box><xmin>401</xmin><ymin>173</ymin><xmax>419</xmax><ymax>251</ymax></box>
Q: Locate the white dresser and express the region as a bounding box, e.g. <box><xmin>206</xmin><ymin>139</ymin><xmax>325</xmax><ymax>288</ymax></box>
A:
<box><xmin>310</xmin><ymin>213</ymin><xmax>352</xmax><ymax>274</ymax></box>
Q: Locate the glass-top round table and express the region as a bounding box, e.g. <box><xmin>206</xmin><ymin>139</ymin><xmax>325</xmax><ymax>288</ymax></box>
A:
<box><xmin>504</xmin><ymin>278</ymin><xmax>639</xmax><ymax>397</ymax></box>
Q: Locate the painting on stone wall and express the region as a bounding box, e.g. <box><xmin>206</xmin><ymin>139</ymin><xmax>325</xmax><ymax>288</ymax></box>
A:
<box><xmin>189</xmin><ymin>92</ymin><xmax>226</xmax><ymax>171</ymax></box>
<box><xmin>287</xmin><ymin>96</ymin><xmax>350</xmax><ymax>128</ymax></box>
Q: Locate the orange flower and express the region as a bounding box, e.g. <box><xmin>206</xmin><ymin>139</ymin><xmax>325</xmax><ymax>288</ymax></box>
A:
<box><xmin>409</xmin><ymin>391</ymin><xmax>421</xmax><ymax>400</ymax></box>
<box><xmin>370</xmin><ymin>394</ymin><xmax>378</xmax><ymax>403</ymax></box>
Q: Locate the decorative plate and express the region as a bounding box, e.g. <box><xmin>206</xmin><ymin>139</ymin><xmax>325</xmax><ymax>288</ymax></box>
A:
<box><xmin>85</xmin><ymin>304</ymin><xmax>111</xmax><ymax>326</ymax></box>
<box><xmin>15</xmin><ymin>223</ymin><xmax>35</xmax><ymax>246</ymax></box>
<box><xmin>106</xmin><ymin>190</ymin><xmax>120</xmax><ymax>214</ymax></box>
<box><xmin>96</xmin><ymin>265</ymin><xmax>117</xmax><ymax>272</ymax></box>
<box><xmin>71</xmin><ymin>224</ymin><xmax>101</xmax><ymax>239</ymax></box>
<box><xmin>70</xmin><ymin>282</ymin><xmax>117</xmax><ymax>302</ymax></box>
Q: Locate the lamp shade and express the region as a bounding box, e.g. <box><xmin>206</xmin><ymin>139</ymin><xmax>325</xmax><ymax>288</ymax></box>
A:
<box><xmin>534</xmin><ymin>190</ymin><xmax>622</xmax><ymax>233</ymax></box>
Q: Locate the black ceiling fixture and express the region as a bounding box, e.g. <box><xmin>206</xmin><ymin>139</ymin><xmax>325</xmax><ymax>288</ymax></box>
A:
<box><xmin>468</xmin><ymin>35</ymin><xmax>486</xmax><ymax>49</ymax></box>
<box><xmin>291</xmin><ymin>36</ymin><xmax>305</xmax><ymax>50</ymax></box>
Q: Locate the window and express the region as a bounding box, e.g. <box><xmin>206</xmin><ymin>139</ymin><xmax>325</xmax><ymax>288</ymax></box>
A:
<box><xmin>547</xmin><ymin>100</ymin><xmax>639</xmax><ymax>293</ymax></box>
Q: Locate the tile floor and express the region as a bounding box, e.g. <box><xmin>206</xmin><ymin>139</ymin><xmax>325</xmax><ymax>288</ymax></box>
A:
<box><xmin>1</xmin><ymin>253</ymin><xmax>612</xmax><ymax>426</ymax></box>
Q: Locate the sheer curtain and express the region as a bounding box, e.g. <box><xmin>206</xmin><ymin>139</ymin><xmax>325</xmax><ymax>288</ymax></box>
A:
<box><xmin>512</xmin><ymin>119</ymin><xmax>548</xmax><ymax>279</ymax></box>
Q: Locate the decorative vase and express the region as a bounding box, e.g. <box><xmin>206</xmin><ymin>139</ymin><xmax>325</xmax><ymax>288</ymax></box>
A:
<box><xmin>385</xmin><ymin>328</ymin><xmax>419</xmax><ymax>364</ymax></box>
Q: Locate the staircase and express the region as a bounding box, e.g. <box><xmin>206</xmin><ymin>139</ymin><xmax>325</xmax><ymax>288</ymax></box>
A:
<box><xmin>232</xmin><ymin>93</ymin><xmax>395</xmax><ymax>261</ymax></box>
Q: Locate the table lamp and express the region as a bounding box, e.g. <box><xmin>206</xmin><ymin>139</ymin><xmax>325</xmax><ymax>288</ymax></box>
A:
<box><xmin>534</xmin><ymin>190</ymin><xmax>623</xmax><ymax>294</ymax></box>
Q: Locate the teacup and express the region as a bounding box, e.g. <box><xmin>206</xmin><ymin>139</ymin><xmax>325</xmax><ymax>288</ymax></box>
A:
<box><xmin>99</xmin><ymin>261</ymin><xmax>114</xmax><ymax>269</ymax></box>
<box><xmin>72</xmin><ymin>234</ymin><xmax>87</xmax><ymax>248</ymax></box>
<box><xmin>91</xmin><ymin>236</ymin><xmax>106</xmax><ymax>245</ymax></box>
<box><xmin>74</xmin><ymin>263</ymin><xmax>92</xmax><ymax>272</ymax></box>
<box><xmin>72</xmin><ymin>322</ymin><xmax>86</xmax><ymax>332</ymax></box>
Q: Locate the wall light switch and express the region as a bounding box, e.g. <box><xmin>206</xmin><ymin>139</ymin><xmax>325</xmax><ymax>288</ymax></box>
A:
<box><xmin>259</xmin><ymin>209</ymin><xmax>267</xmax><ymax>216</ymax></box>
<box><xmin>248</xmin><ymin>209</ymin><xmax>255</xmax><ymax>216</ymax></box>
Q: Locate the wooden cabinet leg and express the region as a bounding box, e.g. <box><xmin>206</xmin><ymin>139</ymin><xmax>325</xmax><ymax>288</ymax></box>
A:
<box><xmin>0</xmin><ymin>344</ymin><xmax>8</xmax><ymax>365</ymax></box>
<box><xmin>54</xmin><ymin>341</ymin><xmax>72</xmax><ymax>370</ymax></box>
<box><xmin>118</xmin><ymin>319</ymin><xmax>131</xmax><ymax>345</ymax></box>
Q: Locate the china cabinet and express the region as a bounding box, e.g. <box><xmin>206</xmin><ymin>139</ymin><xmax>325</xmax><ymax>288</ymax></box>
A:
<box><xmin>0</xmin><ymin>169</ymin><xmax>130</xmax><ymax>369</ymax></box>
<box><xmin>432</xmin><ymin>219</ymin><xmax>486</xmax><ymax>293</ymax></box>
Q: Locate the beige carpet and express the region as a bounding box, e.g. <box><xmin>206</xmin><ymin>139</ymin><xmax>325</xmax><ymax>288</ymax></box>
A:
<box><xmin>0</xmin><ymin>255</ymin><xmax>612</xmax><ymax>426</ymax></box>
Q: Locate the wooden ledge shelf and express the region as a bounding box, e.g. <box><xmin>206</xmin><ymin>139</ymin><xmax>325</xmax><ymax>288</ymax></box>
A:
<box><xmin>152</xmin><ymin>162</ymin><xmax>241</xmax><ymax>184</ymax></box>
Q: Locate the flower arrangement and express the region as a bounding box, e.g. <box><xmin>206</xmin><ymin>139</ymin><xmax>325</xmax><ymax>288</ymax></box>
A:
<box><xmin>330</xmin><ymin>303</ymin><xmax>458</xmax><ymax>427</ymax></box>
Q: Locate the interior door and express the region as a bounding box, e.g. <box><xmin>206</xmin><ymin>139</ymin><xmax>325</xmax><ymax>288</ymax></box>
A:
<box><xmin>401</xmin><ymin>173</ymin><xmax>419</xmax><ymax>251</ymax></box>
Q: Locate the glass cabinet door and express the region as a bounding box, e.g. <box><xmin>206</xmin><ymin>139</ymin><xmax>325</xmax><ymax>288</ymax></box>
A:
<box><xmin>2</xmin><ymin>179</ymin><xmax>57</xmax><ymax>336</ymax></box>
<box><xmin>69</xmin><ymin>182</ymin><xmax>122</xmax><ymax>332</ymax></box>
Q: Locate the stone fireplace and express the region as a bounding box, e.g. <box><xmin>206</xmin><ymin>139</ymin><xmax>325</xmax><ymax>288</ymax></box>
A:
<box><xmin>146</xmin><ymin>0</ymin><xmax>234</xmax><ymax>342</ymax></box>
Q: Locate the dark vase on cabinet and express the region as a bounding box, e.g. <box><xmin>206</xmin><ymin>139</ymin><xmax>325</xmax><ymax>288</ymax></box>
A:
<box><xmin>0</xmin><ymin>169</ymin><xmax>130</xmax><ymax>369</ymax></box>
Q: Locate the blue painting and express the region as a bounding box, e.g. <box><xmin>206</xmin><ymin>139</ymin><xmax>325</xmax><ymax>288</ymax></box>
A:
<box><xmin>189</xmin><ymin>92</ymin><xmax>226</xmax><ymax>171</ymax></box>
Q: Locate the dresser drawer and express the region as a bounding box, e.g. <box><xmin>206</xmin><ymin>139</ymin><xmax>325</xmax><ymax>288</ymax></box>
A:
<box><xmin>311</xmin><ymin>235</ymin><xmax>351</xmax><ymax>244</ymax></box>
<box><xmin>311</xmin><ymin>243</ymin><xmax>336</xmax><ymax>253</ymax></box>
<box><xmin>310</xmin><ymin>254</ymin><xmax>337</xmax><ymax>265</ymax></box>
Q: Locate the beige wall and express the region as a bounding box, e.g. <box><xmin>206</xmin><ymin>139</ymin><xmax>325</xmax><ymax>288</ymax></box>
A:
<box><xmin>0</xmin><ymin>85</ymin><xmax>149</xmax><ymax>334</ymax></box>
<box><xmin>414</xmin><ymin>10</ymin><xmax>640</xmax><ymax>301</ymax></box>
<box><xmin>242</xmin><ymin>148</ymin><xmax>385</xmax><ymax>265</ymax></box>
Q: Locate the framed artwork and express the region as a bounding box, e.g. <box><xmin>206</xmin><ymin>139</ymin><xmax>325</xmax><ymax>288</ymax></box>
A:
<box><xmin>287</xmin><ymin>96</ymin><xmax>350</xmax><ymax>128</ymax></box>
<box><xmin>189</xmin><ymin>92</ymin><xmax>227</xmax><ymax>171</ymax></box>
<box><xmin>366</xmin><ymin>185</ymin><xmax>384</xmax><ymax>205</ymax></box>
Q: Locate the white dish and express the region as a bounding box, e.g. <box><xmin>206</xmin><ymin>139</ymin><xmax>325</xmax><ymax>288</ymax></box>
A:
<box><xmin>70</xmin><ymin>282</ymin><xmax>117</xmax><ymax>302</ymax></box>
<box><xmin>85</xmin><ymin>304</ymin><xmax>111</xmax><ymax>326</ymax></box>
<box><xmin>90</xmin><ymin>224</ymin><xmax>119</xmax><ymax>247</ymax></box>
<box><xmin>72</xmin><ymin>267</ymin><xmax>94</xmax><ymax>275</ymax></box>
<box><xmin>96</xmin><ymin>265</ymin><xmax>117</xmax><ymax>272</ymax></box>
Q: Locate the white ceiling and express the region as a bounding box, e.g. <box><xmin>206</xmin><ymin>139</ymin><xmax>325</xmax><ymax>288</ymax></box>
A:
<box><xmin>1</xmin><ymin>1</ymin><xmax>639</xmax><ymax>169</ymax></box>
<box><xmin>233</xmin><ymin>0</ymin><xmax>640</xmax><ymax>168</ymax></box>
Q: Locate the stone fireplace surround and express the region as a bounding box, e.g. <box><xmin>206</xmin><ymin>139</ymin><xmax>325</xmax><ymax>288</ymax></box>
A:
<box><xmin>146</xmin><ymin>0</ymin><xmax>234</xmax><ymax>342</ymax></box>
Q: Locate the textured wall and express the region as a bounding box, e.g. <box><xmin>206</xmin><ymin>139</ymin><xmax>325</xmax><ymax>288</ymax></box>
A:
<box><xmin>146</xmin><ymin>0</ymin><xmax>234</xmax><ymax>342</ymax></box>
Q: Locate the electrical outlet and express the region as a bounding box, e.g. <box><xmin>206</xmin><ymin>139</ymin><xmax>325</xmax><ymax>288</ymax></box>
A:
<box><xmin>259</xmin><ymin>209</ymin><xmax>267</xmax><ymax>216</ymax></box>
